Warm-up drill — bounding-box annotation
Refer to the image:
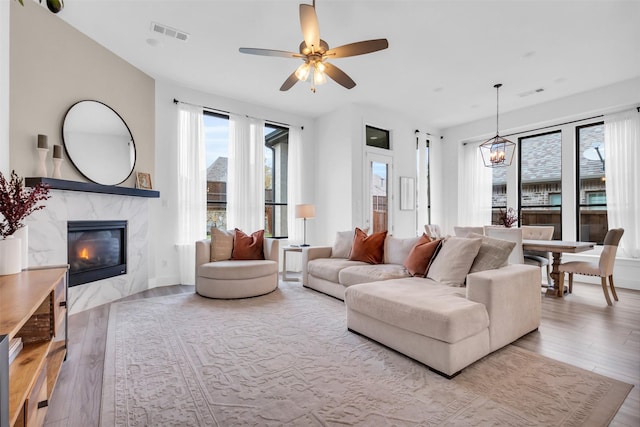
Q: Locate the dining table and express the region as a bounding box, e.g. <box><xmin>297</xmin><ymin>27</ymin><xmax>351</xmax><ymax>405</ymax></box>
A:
<box><xmin>522</xmin><ymin>239</ymin><xmax>596</xmax><ymax>297</ymax></box>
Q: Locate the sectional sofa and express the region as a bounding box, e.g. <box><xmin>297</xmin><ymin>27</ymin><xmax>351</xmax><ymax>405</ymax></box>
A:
<box><xmin>302</xmin><ymin>233</ymin><xmax>541</xmax><ymax>377</ymax></box>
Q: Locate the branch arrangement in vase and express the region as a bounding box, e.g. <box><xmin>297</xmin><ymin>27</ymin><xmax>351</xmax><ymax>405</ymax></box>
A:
<box><xmin>0</xmin><ymin>170</ymin><xmax>50</xmax><ymax>238</ymax></box>
<box><xmin>497</xmin><ymin>207</ymin><xmax>519</xmax><ymax>228</ymax></box>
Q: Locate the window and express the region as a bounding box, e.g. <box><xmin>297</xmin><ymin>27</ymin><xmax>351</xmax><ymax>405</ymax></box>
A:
<box><xmin>264</xmin><ymin>125</ymin><xmax>289</xmax><ymax>238</ymax></box>
<box><xmin>366</xmin><ymin>125</ymin><xmax>390</xmax><ymax>150</ymax></box>
<box><xmin>204</xmin><ymin>112</ymin><xmax>229</xmax><ymax>232</ymax></box>
<box><xmin>366</xmin><ymin>152</ymin><xmax>392</xmax><ymax>233</ymax></box>
<box><xmin>519</xmin><ymin>130</ymin><xmax>562</xmax><ymax>239</ymax></box>
<box><xmin>204</xmin><ymin>112</ymin><xmax>288</xmax><ymax>237</ymax></box>
<box><xmin>576</xmin><ymin>122</ymin><xmax>607</xmax><ymax>244</ymax></box>
<box><xmin>549</xmin><ymin>193</ymin><xmax>562</xmax><ymax>208</ymax></box>
<box><xmin>491</xmin><ymin>166</ymin><xmax>507</xmax><ymax>225</ymax></box>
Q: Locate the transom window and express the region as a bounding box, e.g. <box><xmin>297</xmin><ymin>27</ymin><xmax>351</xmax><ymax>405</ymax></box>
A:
<box><xmin>366</xmin><ymin>125</ymin><xmax>390</xmax><ymax>150</ymax></box>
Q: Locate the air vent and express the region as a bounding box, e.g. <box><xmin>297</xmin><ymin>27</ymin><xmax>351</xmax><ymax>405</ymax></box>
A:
<box><xmin>150</xmin><ymin>22</ymin><xmax>190</xmax><ymax>42</ymax></box>
<box><xmin>518</xmin><ymin>88</ymin><xmax>545</xmax><ymax>98</ymax></box>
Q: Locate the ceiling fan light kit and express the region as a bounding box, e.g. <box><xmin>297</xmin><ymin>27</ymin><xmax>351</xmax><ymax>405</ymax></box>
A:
<box><xmin>239</xmin><ymin>1</ymin><xmax>389</xmax><ymax>92</ymax></box>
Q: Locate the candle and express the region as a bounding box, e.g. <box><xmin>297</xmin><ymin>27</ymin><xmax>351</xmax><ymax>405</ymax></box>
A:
<box><xmin>37</xmin><ymin>134</ymin><xmax>48</xmax><ymax>149</ymax></box>
<box><xmin>53</xmin><ymin>145</ymin><xmax>63</xmax><ymax>159</ymax></box>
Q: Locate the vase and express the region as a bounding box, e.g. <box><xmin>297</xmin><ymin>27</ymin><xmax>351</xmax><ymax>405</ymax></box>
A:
<box><xmin>0</xmin><ymin>236</ymin><xmax>22</xmax><ymax>275</ymax></box>
<box><xmin>14</xmin><ymin>225</ymin><xmax>29</xmax><ymax>270</ymax></box>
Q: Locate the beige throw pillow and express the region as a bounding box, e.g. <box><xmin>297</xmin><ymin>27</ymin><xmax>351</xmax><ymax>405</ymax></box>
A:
<box><xmin>331</xmin><ymin>227</ymin><xmax>369</xmax><ymax>258</ymax></box>
<box><xmin>384</xmin><ymin>235</ymin><xmax>421</xmax><ymax>265</ymax></box>
<box><xmin>427</xmin><ymin>236</ymin><xmax>482</xmax><ymax>287</ymax></box>
<box><xmin>210</xmin><ymin>228</ymin><xmax>234</xmax><ymax>261</ymax></box>
<box><xmin>468</xmin><ymin>232</ymin><xmax>516</xmax><ymax>273</ymax></box>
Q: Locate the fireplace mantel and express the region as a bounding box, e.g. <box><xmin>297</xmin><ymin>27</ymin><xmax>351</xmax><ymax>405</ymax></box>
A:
<box><xmin>25</xmin><ymin>177</ymin><xmax>160</xmax><ymax>198</ymax></box>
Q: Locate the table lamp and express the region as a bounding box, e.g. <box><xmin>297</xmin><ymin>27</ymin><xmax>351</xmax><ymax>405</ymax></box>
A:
<box><xmin>295</xmin><ymin>204</ymin><xmax>315</xmax><ymax>247</ymax></box>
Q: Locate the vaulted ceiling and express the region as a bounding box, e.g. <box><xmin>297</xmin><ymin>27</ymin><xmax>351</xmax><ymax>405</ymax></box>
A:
<box><xmin>57</xmin><ymin>0</ymin><xmax>640</xmax><ymax>129</ymax></box>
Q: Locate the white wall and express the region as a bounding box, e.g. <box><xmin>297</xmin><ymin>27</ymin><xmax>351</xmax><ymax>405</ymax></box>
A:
<box><xmin>151</xmin><ymin>79</ymin><xmax>315</xmax><ymax>287</ymax></box>
<box><xmin>438</xmin><ymin>77</ymin><xmax>640</xmax><ymax>289</ymax></box>
<box><xmin>313</xmin><ymin>102</ymin><xmax>439</xmax><ymax>246</ymax></box>
<box><xmin>9</xmin><ymin>0</ymin><xmax>155</xmax><ymax>186</ymax></box>
<box><xmin>0</xmin><ymin>0</ymin><xmax>9</xmax><ymax>175</ymax></box>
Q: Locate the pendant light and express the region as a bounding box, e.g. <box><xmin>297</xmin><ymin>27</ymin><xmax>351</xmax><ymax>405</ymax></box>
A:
<box><xmin>479</xmin><ymin>83</ymin><xmax>516</xmax><ymax>167</ymax></box>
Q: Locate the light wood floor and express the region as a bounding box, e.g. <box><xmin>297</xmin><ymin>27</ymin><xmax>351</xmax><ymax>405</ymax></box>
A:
<box><xmin>44</xmin><ymin>278</ymin><xmax>639</xmax><ymax>427</ymax></box>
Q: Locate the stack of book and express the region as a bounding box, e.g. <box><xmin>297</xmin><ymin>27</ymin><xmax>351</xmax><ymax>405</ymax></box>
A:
<box><xmin>8</xmin><ymin>337</ymin><xmax>23</xmax><ymax>365</ymax></box>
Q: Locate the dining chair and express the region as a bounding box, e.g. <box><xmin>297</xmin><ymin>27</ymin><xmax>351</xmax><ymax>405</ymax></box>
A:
<box><xmin>558</xmin><ymin>228</ymin><xmax>624</xmax><ymax>306</ymax></box>
<box><xmin>521</xmin><ymin>225</ymin><xmax>554</xmax><ymax>284</ymax></box>
<box><xmin>483</xmin><ymin>226</ymin><xmax>524</xmax><ymax>264</ymax></box>
<box><xmin>453</xmin><ymin>226</ymin><xmax>484</xmax><ymax>237</ymax></box>
<box><xmin>424</xmin><ymin>224</ymin><xmax>442</xmax><ymax>239</ymax></box>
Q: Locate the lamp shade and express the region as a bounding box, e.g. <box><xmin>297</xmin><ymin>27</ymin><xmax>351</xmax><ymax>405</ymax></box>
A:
<box><xmin>295</xmin><ymin>204</ymin><xmax>315</xmax><ymax>219</ymax></box>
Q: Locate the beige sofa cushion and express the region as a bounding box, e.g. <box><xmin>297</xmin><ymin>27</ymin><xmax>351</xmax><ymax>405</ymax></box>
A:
<box><xmin>467</xmin><ymin>232</ymin><xmax>515</xmax><ymax>273</ymax></box>
<box><xmin>345</xmin><ymin>278</ymin><xmax>489</xmax><ymax>344</ymax></box>
<box><xmin>198</xmin><ymin>260</ymin><xmax>277</xmax><ymax>280</ymax></box>
<box><xmin>427</xmin><ymin>236</ymin><xmax>482</xmax><ymax>286</ymax></box>
<box><xmin>307</xmin><ymin>258</ymin><xmax>367</xmax><ymax>283</ymax></box>
<box><xmin>331</xmin><ymin>228</ymin><xmax>369</xmax><ymax>258</ymax></box>
<box><xmin>332</xmin><ymin>230</ymin><xmax>356</xmax><ymax>258</ymax></box>
<box><xmin>210</xmin><ymin>228</ymin><xmax>234</xmax><ymax>261</ymax></box>
<box><xmin>339</xmin><ymin>264</ymin><xmax>410</xmax><ymax>286</ymax></box>
<box><xmin>384</xmin><ymin>235</ymin><xmax>421</xmax><ymax>265</ymax></box>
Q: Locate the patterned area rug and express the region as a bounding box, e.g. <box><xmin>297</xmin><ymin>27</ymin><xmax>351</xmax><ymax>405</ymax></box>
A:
<box><xmin>101</xmin><ymin>283</ymin><xmax>632</xmax><ymax>426</ymax></box>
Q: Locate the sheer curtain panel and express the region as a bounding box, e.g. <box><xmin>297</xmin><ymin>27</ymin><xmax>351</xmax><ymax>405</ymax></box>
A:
<box><xmin>459</xmin><ymin>142</ymin><xmax>493</xmax><ymax>226</ymax></box>
<box><xmin>176</xmin><ymin>104</ymin><xmax>207</xmax><ymax>284</ymax></box>
<box><xmin>605</xmin><ymin>110</ymin><xmax>640</xmax><ymax>258</ymax></box>
<box><xmin>227</xmin><ymin>114</ymin><xmax>266</xmax><ymax>232</ymax></box>
<box><xmin>287</xmin><ymin>127</ymin><xmax>304</xmax><ymax>243</ymax></box>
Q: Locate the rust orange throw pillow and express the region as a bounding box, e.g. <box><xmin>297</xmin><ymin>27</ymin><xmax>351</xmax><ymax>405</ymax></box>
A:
<box><xmin>349</xmin><ymin>227</ymin><xmax>387</xmax><ymax>264</ymax></box>
<box><xmin>403</xmin><ymin>233</ymin><xmax>442</xmax><ymax>277</ymax></box>
<box><xmin>231</xmin><ymin>228</ymin><xmax>265</xmax><ymax>260</ymax></box>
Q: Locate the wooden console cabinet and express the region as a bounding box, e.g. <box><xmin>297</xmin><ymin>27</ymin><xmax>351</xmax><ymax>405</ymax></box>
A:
<box><xmin>0</xmin><ymin>267</ymin><xmax>68</xmax><ymax>427</ymax></box>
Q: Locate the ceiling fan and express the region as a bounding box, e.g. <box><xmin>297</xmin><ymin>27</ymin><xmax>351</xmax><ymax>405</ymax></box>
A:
<box><xmin>239</xmin><ymin>0</ymin><xmax>389</xmax><ymax>92</ymax></box>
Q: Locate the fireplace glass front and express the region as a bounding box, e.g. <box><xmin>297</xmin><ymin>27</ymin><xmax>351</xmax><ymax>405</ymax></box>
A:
<box><xmin>67</xmin><ymin>220</ymin><xmax>127</xmax><ymax>287</ymax></box>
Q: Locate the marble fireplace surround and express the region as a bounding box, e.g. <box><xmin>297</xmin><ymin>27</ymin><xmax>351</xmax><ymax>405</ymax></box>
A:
<box><xmin>26</xmin><ymin>187</ymin><xmax>154</xmax><ymax>315</ymax></box>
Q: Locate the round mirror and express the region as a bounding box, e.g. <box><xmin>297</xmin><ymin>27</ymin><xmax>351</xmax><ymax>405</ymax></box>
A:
<box><xmin>62</xmin><ymin>100</ymin><xmax>136</xmax><ymax>185</ymax></box>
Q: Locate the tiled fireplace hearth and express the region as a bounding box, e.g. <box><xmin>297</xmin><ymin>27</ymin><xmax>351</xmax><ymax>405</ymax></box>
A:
<box><xmin>26</xmin><ymin>189</ymin><xmax>152</xmax><ymax>314</ymax></box>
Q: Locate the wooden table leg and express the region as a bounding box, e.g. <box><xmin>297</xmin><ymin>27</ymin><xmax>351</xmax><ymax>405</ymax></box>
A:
<box><xmin>545</xmin><ymin>252</ymin><xmax>564</xmax><ymax>298</ymax></box>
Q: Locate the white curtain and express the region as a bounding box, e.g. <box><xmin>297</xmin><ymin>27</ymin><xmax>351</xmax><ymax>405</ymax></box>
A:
<box><xmin>176</xmin><ymin>103</ymin><xmax>206</xmax><ymax>284</ymax></box>
<box><xmin>227</xmin><ymin>114</ymin><xmax>265</xmax><ymax>232</ymax></box>
<box><xmin>605</xmin><ymin>109</ymin><xmax>640</xmax><ymax>258</ymax></box>
<box><xmin>459</xmin><ymin>142</ymin><xmax>492</xmax><ymax>226</ymax></box>
<box><xmin>287</xmin><ymin>126</ymin><xmax>304</xmax><ymax>243</ymax></box>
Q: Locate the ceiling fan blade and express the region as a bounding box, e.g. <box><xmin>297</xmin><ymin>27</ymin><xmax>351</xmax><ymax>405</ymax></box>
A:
<box><xmin>239</xmin><ymin>47</ymin><xmax>303</xmax><ymax>58</ymax></box>
<box><xmin>280</xmin><ymin>72</ymin><xmax>299</xmax><ymax>91</ymax></box>
<box><xmin>325</xmin><ymin>39</ymin><xmax>389</xmax><ymax>58</ymax></box>
<box><xmin>323</xmin><ymin>62</ymin><xmax>356</xmax><ymax>89</ymax></box>
<box><xmin>300</xmin><ymin>4</ymin><xmax>320</xmax><ymax>52</ymax></box>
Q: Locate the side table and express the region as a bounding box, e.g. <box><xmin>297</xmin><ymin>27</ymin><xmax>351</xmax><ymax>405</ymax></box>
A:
<box><xmin>282</xmin><ymin>246</ymin><xmax>303</xmax><ymax>282</ymax></box>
